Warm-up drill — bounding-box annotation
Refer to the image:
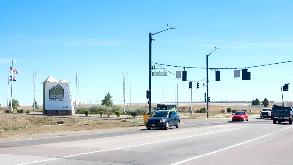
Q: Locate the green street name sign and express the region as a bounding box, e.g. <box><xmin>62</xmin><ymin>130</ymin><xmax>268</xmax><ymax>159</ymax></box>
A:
<box><xmin>152</xmin><ymin>71</ymin><xmax>167</xmax><ymax>76</ymax></box>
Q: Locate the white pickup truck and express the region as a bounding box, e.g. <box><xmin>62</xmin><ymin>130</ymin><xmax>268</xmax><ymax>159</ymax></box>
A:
<box><xmin>260</xmin><ymin>108</ymin><xmax>272</xmax><ymax>119</ymax></box>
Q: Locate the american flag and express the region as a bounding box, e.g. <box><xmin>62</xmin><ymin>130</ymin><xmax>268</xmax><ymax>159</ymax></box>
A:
<box><xmin>10</xmin><ymin>67</ymin><xmax>18</xmax><ymax>74</ymax></box>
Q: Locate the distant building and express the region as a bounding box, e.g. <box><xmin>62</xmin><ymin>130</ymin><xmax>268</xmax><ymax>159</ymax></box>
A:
<box><xmin>43</xmin><ymin>76</ymin><xmax>74</xmax><ymax>115</ymax></box>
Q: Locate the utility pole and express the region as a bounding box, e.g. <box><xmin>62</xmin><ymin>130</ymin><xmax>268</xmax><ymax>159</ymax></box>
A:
<box><xmin>148</xmin><ymin>26</ymin><xmax>175</xmax><ymax>115</ymax></box>
<box><xmin>206</xmin><ymin>47</ymin><xmax>218</xmax><ymax>118</ymax></box>
<box><xmin>129</xmin><ymin>83</ymin><xmax>132</xmax><ymax>108</ymax></box>
<box><xmin>123</xmin><ymin>72</ymin><xmax>126</xmax><ymax>113</ymax></box>
<box><xmin>75</xmin><ymin>72</ymin><xmax>78</xmax><ymax>107</ymax></box>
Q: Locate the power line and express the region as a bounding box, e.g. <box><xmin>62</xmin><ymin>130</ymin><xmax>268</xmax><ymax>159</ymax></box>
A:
<box><xmin>155</xmin><ymin>59</ymin><xmax>293</xmax><ymax>70</ymax></box>
<box><xmin>246</xmin><ymin>60</ymin><xmax>292</xmax><ymax>69</ymax></box>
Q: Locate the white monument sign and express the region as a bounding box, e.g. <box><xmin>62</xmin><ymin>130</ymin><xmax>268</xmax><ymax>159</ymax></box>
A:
<box><xmin>43</xmin><ymin>76</ymin><xmax>74</xmax><ymax>115</ymax></box>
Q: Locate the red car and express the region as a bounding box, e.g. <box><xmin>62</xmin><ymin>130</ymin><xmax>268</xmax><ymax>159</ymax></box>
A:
<box><xmin>232</xmin><ymin>111</ymin><xmax>248</xmax><ymax>121</ymax></box>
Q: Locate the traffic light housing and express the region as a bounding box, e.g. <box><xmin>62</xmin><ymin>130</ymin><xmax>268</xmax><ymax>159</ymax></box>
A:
<box><xmin>208</xmin><ymin>97</ymin><xmax>210</xmax><ymax>102</ymax></box>
<box><xmin>215</xmin><ymin>71</ymin><xmax>220</xmax><ymax>81</ymax></box>
<box><xmin>189</xmin><ymin>81</ymin><xmax>192</xmax><ymax>89</ymax></box>
<box><xmin>242</xmin><ymin>69</ymin><xmax>251</xmax><ymax>80</ymax></box>
<box><xmin>146</xmin><ymin>90</ymin><xmax>151</xmax><ymax>99</ymax></box>
<box><xmin>182</xmin><ymin>71</ymin><xmax>187</xmax><ymax>81</ymax></box>
<box><xmin>283</xmin><ymin>84</ymin><xmax>289</xmax><ymax>91</ymax></box>
<box><xmin>197</xmin><ymin>82</ymin><xmax>199</xmax><ymax>89</ymax></box>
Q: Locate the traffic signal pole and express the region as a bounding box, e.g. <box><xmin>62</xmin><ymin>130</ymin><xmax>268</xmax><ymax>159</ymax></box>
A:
<box><xmin>206</xmin><ymin>54</ymin><xmax>209</xmax><ymax>118</ymax></box>
<box><xmin>148</xmin><ymin>33</ymin><xmax>152</xmax><ymax>115</ymax></box>
<box><xmin>206</xmin><ymin>47</ymin><xmax>218</xmax><ymax>118</ymax></box>
<box><xmin>147</xmin><ymin>27</ymin><xmax>175</xmax><ymax>115</ymax></box>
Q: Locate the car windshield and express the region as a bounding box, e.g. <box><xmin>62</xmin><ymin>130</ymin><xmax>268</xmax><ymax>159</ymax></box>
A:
<box><xmin>234</xmin><ymin>112</ymin><xmax>245</xmax><ymax>115</ymax></box>
<box><xmin>153</xmin><ymin>111</ymin><xmax>168</xmax><ymax>117</ymax></box>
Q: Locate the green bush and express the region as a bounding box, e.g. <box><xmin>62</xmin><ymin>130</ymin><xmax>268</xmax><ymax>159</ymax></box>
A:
<box><xmin>112</xmin><ymin>105</ymin><xmax>122</xmax><ymax>112</ymax></box>
<box><xmin>196</xmin><ymin>108</ymin><xmax>206</xmax><ymax>113</ymax></box>
<box><xmin>114</xmin><ymin>111</ymin><xmax>121</xmax><ymax>117</ymax></box>
<box><xmin>99</xmin><ymin>111</ymin><xmax>104</xmax><ymax>117</ymax></box>
<box><xmin>130</xmin><ymin>111</ymin><xmax>138</xmax><ymax>118</ymax></box>
<box><xmin>17</xmin><ymin>109</ymin><xmax>24</xmax><ymax>114</ymax></box>
<box><xmin>227</xmin><ymin>108</ymin><xmax>232</xmax><ymax>113</ymax></box>
<box><xmin>89</xmin><ymin>107</ymin><xmax>99</xmax><ymax>114</ymax></box>
<box><xmin>25</xmin><ymin>110</ymin><xmax>30</xmax><ymax>114</ymax></box>
<box><xmin>84</xmin><ymin>110</ymin><xmax>89</xmax><ymax>116</ymax></box>
<box><xmin>76</xmin><ymin>108</ymin><xmax>87</xmax><ymax>114</ymax></box>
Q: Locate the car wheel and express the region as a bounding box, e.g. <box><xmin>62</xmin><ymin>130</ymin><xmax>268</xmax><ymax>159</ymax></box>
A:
<box><xmin>273</xmin><ymin>119</ymin><xmax>276</xmax><ymax>124</ymax></box>
<box><xmin>246</xmin><ymin>118</ymin><xmax>248</xmax><ymax>121</ymax></box>
<box><xmin>146</xmin><ymin>127</ymin><xmax>151</xmax><ymax>130</ymax></box>
<box><xmin>165</xmin><ymin>122</ymin><xmax>169</xmax><ymax>130</ymax></box>
<box><xmin>289</xmin><ymin>119</ymin><xmax>292</xmax><ymax>125</ymax></box>
<box><xmin>176</xmin><ymin>121</ymin><xmax>180</xmax><ymax>128</ymax></box>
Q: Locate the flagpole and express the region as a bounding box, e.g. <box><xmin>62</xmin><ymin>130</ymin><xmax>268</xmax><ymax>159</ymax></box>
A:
<box><xmin>7</xmin><ymin>76</ymin><xmax>9</xmax><ymax>109</ymax></box>
<box><xmin>10</xmin><ymin>60</ymin><xmax>14</xmax><ymax>112</ymax></box>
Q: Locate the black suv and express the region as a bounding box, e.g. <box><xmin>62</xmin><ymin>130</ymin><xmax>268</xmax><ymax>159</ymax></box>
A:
<box><xmin>146</xmin><ymin>110</ymin><xmax>180</xmax><ymax>130</ymax></box>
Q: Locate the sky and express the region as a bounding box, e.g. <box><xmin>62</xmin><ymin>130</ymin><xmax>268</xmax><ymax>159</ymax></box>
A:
<box><xmin>1</xmin><ymin>0</ymin><xmax>293</xmax><ymax>106</ymax></box>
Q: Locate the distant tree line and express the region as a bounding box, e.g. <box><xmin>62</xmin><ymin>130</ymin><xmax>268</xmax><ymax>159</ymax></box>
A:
<box><xmin>252</xmin><ymin>98</ymin><xmax>269</xmax><ymax>107</ymax></box>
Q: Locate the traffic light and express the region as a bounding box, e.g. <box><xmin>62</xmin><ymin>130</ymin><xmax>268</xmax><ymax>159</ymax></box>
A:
<box><xmin>197</xmin><ymin>82</ymin><xmax>199</xmax><ymax>89</ymax></box>
<box><xmin>283</xmin><ymin>84</ymin><xmax>289</xmax><ymax>91</ymax></box>
<box><xmin>215</xmin><ymin>71</ymin><xmax>220</xmax><ymax>81</ymax></box>
<box><xmin>208</xmin><ymin>97</ymin><xmax>211</xmax><ymax>102</ymax></box>
<box><xmin>204</xmin><ymin>93</ymin><xmax>207</xmax><ymax>102</ymax></box>
<box><xmin>146</xmin><ymin>90</ymin><xmax>151</xmax><ymax>99</ymax></box>
<box><xmin>189</xmin><ymin>81</ymin><xmax>192</xmax><ymax>89</ymax></box>
<box><xmin>182</xmin><ymin>71</ymin><xmax>187</xmax><ymax>81</ymax></box>
<box><xmin>242</xmin><ymin>69</ymin><xmax>251</xmax><ymax>80</ymax></box>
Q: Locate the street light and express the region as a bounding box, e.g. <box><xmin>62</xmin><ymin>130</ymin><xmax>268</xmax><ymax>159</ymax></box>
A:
<box><xmin>206</xmin><ymin>47</ymin><xmax>219</xmax><ymax>118</ymax></box>
<box><xmin>148</xmin><ymin>26</ymin><xmax>176</xmax><ymax>115</ymax></box>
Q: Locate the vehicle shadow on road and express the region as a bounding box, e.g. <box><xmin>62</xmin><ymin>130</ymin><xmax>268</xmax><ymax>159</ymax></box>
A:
<box><xmin>227</xmin><ymin>121</ymin><xmax>248</xmax><ymax>123</ymax></box>
<box><xmin>140</xmin><ymin>128</ymin><xmax>177</xmax><ymax>131</ymax></box>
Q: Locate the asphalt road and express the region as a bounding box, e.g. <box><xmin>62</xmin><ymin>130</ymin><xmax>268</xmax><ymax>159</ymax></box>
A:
<box><xmin>1</xmin><ymin>116</ymin><xmax>293</xmax><ymax>165</ymax></box>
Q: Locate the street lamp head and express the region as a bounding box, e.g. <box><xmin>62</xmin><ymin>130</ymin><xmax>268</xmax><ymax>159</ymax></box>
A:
<box><xmin>152</xmin><ymin>26</ymin><xmax>176</xmax><ymax>36</ymax></box>
<box><xmin>207</xmin><ymin>47</ymin><xmax>219</xmax><ymax>56</ymax></box>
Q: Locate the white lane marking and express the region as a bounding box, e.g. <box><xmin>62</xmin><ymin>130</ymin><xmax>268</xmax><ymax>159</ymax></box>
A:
<box><xmin>171</xmin><ymin>126</ymin><xmax>293</xmax><ymax>165</ymax></box>
<box><xmin>17</xmin><ymin>126</ymin><xmax>243</xmax><ymax>165</ymax></box>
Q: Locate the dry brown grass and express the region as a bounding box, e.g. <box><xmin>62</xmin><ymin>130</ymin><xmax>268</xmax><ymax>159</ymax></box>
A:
<box><xmin>0</xmin><ymin>114</ymin><xmax>143</xmax><ymax>138</ymax></box>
